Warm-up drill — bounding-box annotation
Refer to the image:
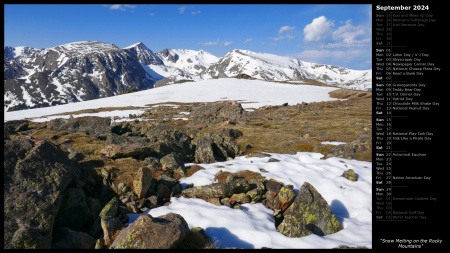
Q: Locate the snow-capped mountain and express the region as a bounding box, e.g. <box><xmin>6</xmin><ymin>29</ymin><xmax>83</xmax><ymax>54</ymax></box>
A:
<box><xmin>4</xmin><ymin>41</ymin><xmax>155</xmax><ymax>111</ymax></box>
<box><xmin>123</xmin><ymin>42</ymin><xmax>163</xmax><ymax>66</ymax></box>
<box><xmin>4</xmin><ymin>41</ymin><xmax>371</xmax><ymax>112</ymax></box>
<box><xmin>150</xmin><ymin>48</ymin><xmax>219</xmax><ymax>87</ymax></box>
<box><xmin>203</xmin><ymin>49</ymin><xmax>371</xmax><ymax>90</ymax></box>
<box><xmin>4</xmin><ymin>46</ymin><xmax>40</xmax><ymax>60</ymax></box>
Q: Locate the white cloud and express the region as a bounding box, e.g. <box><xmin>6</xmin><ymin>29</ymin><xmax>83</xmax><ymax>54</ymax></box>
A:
<box><xmin>191</xmin><ymin>11</ymin><xmax>201</xmax><ymax>15</ymax></box>
<box><xmin>244</xmin><ymin>38</ymin><xmax>252</xmax><ymax>44</ymax></box>
<box><xmin>332</xmin><ymin>20</ymin><xmax>366</xmax><ymax>44</ymax></box>
<box><xmin>198</xmin><ymin>40</ymin><xmax>232</xmax><ymax>47</ymax></box>
<box><xmin>199</xmin><ymin>40</ymin><xmax>219</xmax><ymax>46</ymax></box>
<box><xmin>104</xmin><ymin>4</ymin><xmax>136</xmax><ymax>11</ymax></box>
<box><xmin>303</xmin><ymin>16</ymin><xmax>334</xmax><ymax>42</ymax></box>
<box><xmin>179</xmin><ymin>6</ymin><xmax>186</xmax><ymax>14</ymax></box>
<box><xmin>278</xmin><ymin>25</ymin><xmax>295</xmax><ymax>34</ymax></box>
<box><xmin>271</xmin><ymin>35</ymin><xmax>295</xmax><ymax>41</ymax></box>
<box><xmin>148</xmin><ymin>12</ymin><xmax>156</xmax><ymax>16</ymax></box>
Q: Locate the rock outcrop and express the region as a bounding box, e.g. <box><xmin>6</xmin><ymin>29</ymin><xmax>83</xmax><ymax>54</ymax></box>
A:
<box><xmin>277</xmin><ymin>181</ymin><xmax>342</xmax><ymax>237</ymax></box>
<box><xmin>4</xmin><ymin>137</ymin><xmax>79</xmax><ymax>249</ymax></box>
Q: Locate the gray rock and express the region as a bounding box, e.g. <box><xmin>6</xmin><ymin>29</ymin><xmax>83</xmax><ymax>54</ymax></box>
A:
<box><xmin>189</xmin><ymin>101</ymin><xmax>247</xmax><ymax>127</ymax></box>
<box><xmin>277</xmin><ymin>182</ymin><xmax>342</xmax><ymax>237</ymax></box>
<box><xmin>52</xmin><ymin>228</ymin><xmax>96</xmax><ymax>249</ymax></box>
<box><xmin>133</xmin><ymin>167</ymin><xmax>153</xmax><ymax>199</ymax></box>
<box><xmin>110</xmin><ymin>213</ymin><xmax>190</xmax><ymax>249</ymax></box>
<box><xmin>4</xmin><ymin>138</ymin><xmax>79</xmax><ymax>249</ymax></box>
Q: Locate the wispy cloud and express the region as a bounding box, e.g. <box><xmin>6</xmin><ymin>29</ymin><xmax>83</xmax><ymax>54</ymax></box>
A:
<box><xmin>271</xmin><ymin>35</ymin><xmax>294</xmax><ymax>41</ymax></box>
<box><xmin>103</xmin><ymin>4</ymin><xmax>136</xmax><ymax>11</ymax></box>
<box><xmin>332</xmin><ymin>20</ymin><xmax>367</xmax><ymax>44</ymax></box>
<box><xmin>303</xmin><ymin>16</ymin><xmax>334</xmax><ymax>42</ymax></box>
<box><xmin>244</xmin><ymin>38</ymin><xmax>253</xmax><ymax>44</ymax></box>
<box><xmin>198</xmin><ymin>40</ymin><xmax>232</xmax><ymax>47</ymax></box>
<box><xmin>179</xmin><ymin>5</ymin><xmax>200</xmax><ymax>15</ymax></box>
<box><xmin>179</xmin><ymin>6</ymin><xmax>187</xmax><ymax>14</ymax></box>
<box><xmin>148</xmin><ymin>12</ymin><xmax>156</xmax><ymax>16</ymax></box>
<box><xmin>278</xmin><ymin>25</ymin><xmax>295</xmax><ymax>34</ymax></box>
<box><xmin>199</xmin><ymin>40</ymin><xmax>219</xmax><ymax>46</ymax></box>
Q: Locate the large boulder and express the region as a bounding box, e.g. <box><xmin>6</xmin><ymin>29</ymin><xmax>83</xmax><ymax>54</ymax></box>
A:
<box><xmin>53</xmin><ymin>188</ymin><xmax>94</xmax><ymax>232</ymax></box>
<box><xmin>51</xmin><ymin>228</ymin><xmax>96</xmax><ymax>249</ymax></box>
<box><xmin>110</xmin><ymin>213</ymin><xmax>190</xmax><ymax>249</ymax></box>
<box><xmin>145</xmin><ymin>124</ymin><xmax>194</xmax><ymax>160</ymax></box>
<box><xmin>277</xmin><ymin>182</ymin><xmax>342</xmax><ymax>237</ymax></box>
<box><xmin>46</xmin><ymin>116</ymin><xmax>112</xmax><ymax>136</ymax></box>
<box><xmin>189</xmin><ymin>101</ymin><xmax>248</xmax><ymax>127</ymax></box>
<box><xmin>192</xmin><ymin>131</ymin><xmax>241</xmax><ymax>164</ymax></box>
<box><xmin>100</xmin><ymin>143</ymin><xmax>153</xmax><ymax>160</ymax></box>
<box><xmin>4</xmin><ymin>137</ymin><xmax>79</xmax><ymax>249</ymax></box>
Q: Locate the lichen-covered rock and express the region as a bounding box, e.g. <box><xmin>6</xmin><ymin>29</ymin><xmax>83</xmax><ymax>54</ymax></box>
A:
<box><xmin>54</xmin><ymin>188</ymin><xmax>94</xmax><ymax>232</ymax></box>
<box><xmin>46</xmin><ymin>116</ymin><xmax>112</xmax><ymax>136</ymax></box>
<box><xmin>189</xmin><ymin>101</ymin><xmax>247</xmax><ymax>126</ymax></box>
<box><xmin>327</xmin><ymin>143</ymin><xmax>355</xmax><ymax>160</ymax></box>
<box><xmin>99</xmin><ymin>197</ymin><xmax>119</xmax><ymax>220</ymax></box>
<box><xmin>144</xmin><ymin>124</ymin><xmax>194</xmax><ymax>160</ymax></box>
<box><xmin>178</xmin><ymin>227</ymin><xmax>213</xmax><ymax>249</ymax></box>
<box><xmin>156</xmin><ymin>183</ymin><xmax>171</xmax><ymax>204</ymax></box>
<box><xmin>229</xmin><ymin>193</ymin><xmax>250</xmax><ymax>206</ymax></box>
<box><xmin>158</xmin><ymin>174</ymin><xmax>181</xmax><ymax>195</ymax></box>
<box><xmin>182</xmin><ymin>178</ymin><xmax>252</xmax><ymax>202</ymax></box>
<box><xmin>193</xmin><ymin>132</ymin><xmax>241</xmax><ymax>163</ymax></box>
<box><xmin>4</xmin><ymin>120</ymin><xmax>32</xmax><ymax>140</ymax></box>
<box><xmin>341</xmin><ymin>169</ymin><xmax>357</xmax><ymax>181</ymax></box>
<box><xmin>278</xmin><ymin>185</ymin><xmax>296</xmax><ymax>212</ymax></box>
<box><xmin>181</xmin><ymin>183</ymin><xmax>234</xmax><ymax>200</ymax></box>
<box><xmin>97</xmin><ymin>197</ymin><xmax>123</xmax><ymax>245</ymax></box>
<box><xmin>160</xmin><ymin>153</ymin><xmax>185</xmax><ymax>172</ymax></box>
<box><xmin>160</xmin><ymin>153</ymin><xmax>186</xmax><ymax>179</ymax></box>
<box><xmin>101</xmin><ymin>217</ymin><xmax>123</xmax><ymax>246</ymax></box>
<box><xmin>100</xmin><ymin>144</ymin><xmax>153</xmax><ymax>160</ymax></box>
<box><xmin>193</xmin><ymin>133</ymin><xmax>217</xmax><ymax>163</ymax></box>
<box><xmin>263</xmin><ymin>180</ymin><xmax>283</xmax><ymax>211</ymax></box>
<box><xmin>52</xmin><ymin>228</ymin><xmax>96</xmax><ymax>249</ymax></box>
<box><xmin>4</xmin><ymin>138</ymin><xmax>79</xmax><ymax>249</ymax></box>
<box><xmin>132</xmin><ymin>167</ymin><xmax>153</xmax><ymax>199</ymax></box>
<box><xmin>277</xmin><ymin>182</ymin><xmax>342</xmax><ymax>237</ymax></box>
<box><xmin>110</xmin><ymin>213</ymin><xmax>190</xmax><ymax>249</ymax></box>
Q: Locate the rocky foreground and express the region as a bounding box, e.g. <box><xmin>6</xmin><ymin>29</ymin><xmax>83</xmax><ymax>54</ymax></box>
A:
<box><xmin>4</xmin><ymin>91</ymin><xmax>371</xmax><ymax>249</ymax></box>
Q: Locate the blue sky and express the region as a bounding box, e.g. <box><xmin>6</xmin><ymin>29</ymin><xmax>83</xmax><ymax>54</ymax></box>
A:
<box><xmin>4</xmin><ymin>4</ymin><xmax>372</xmax><ymax>70</ymax></box>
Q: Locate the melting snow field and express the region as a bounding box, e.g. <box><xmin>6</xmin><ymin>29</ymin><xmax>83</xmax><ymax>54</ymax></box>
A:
<box><xmin>127</xmin><ymin>152</ymin><xmax>372</xmax><ymax>249</ymax></box>
<box><xmin>4</xmin><ymin>78</ymin><xmax>340</xmax><ymax>122</ymax></box>
<box><xmin>4</xmin><ymin>78</ymin><xmax>371</xmax><ymax>249</ymax></box>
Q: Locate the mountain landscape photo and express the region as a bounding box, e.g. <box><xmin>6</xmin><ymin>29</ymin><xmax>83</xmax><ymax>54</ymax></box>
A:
<box><xmin>4</xmin><ymin>4</ymin><xmax>373</xmax><ymax>249</ymax></box>
<box><xmin>4</xmin><ymin>41</ymin><xmax>371</xmax><ymax>112</ymax></box>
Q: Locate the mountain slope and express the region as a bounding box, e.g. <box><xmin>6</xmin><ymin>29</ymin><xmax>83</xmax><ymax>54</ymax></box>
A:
<box><xmin>4</xmin><ymin>41</ymin><xmax>155</xmax><ymax>111</ymax></box>
<box><xmin>4</xmin><ymin>41</ymin><xmax>371</xmax><ymax>112</ymax></box>
<box><xmin>203</xmin><ymin>49</ymin><xmax>371</xmax><ymax>90</ymax></box>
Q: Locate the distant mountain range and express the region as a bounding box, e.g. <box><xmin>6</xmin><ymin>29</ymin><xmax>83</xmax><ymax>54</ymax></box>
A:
<box><xmin>4</xmin><ymin>41</ymin><xmax>371</xmax><ymax>112</ymax></box>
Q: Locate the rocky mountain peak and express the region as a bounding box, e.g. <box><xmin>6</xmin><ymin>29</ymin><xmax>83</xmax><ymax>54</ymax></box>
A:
<box><xmin>124</xmin><ymin>42</ymin><xmax>163</xmax><ymax>65</ymax></box>
<box><xmin>4</xmin><ymin>40</ymin><xmax>371</xmax><ymax>112</ymax></box>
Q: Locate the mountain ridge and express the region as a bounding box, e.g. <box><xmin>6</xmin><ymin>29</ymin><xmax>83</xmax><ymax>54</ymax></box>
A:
<box><xmin>4</xmin><ymin>41</ymin><xmax>372</xmax><ymax>112</ymax></box>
